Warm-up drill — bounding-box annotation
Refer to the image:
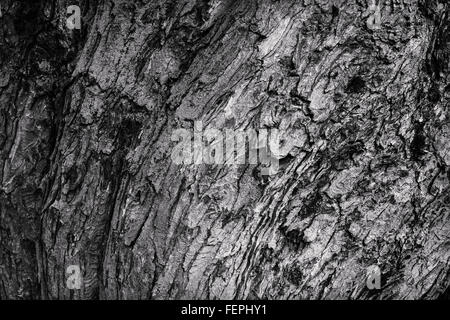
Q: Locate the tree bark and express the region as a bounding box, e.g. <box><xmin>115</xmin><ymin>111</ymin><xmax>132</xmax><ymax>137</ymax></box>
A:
<box><xmin>0</xmin><ymin>0</ymin><xmax>449</xmax><ymax>300</ymax></box>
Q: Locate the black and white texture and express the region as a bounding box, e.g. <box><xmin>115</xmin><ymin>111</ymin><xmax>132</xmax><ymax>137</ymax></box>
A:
<box><xmin>0</xmin><ymin>0</ymin><xmax>449</xmax><ymax>300</ymax></box>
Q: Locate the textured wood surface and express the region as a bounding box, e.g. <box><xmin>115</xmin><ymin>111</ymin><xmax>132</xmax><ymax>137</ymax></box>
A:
<box><xmin>0</xmin><ymin>0</ymin><xmax>449</xmax><ymax>299</ymax></box>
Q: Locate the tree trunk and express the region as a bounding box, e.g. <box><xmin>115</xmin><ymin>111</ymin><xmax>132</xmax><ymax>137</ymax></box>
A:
<box><xmin>0</xmin><ymin>0</ymin><xmax>449</xmax><ymax>300</ymax></box>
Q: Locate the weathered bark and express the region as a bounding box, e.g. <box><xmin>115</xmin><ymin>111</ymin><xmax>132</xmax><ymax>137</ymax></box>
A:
<box><xmin>0</xmin><ymin>0</ymin><xmax>449</xmax><ymax>300</ymax></box>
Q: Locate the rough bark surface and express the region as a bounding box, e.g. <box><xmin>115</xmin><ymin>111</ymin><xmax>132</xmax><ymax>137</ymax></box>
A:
<box><xmin>0</xmin><ymin>0</ymin><xmax>449</xmax><ymax>300</ymax></box>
